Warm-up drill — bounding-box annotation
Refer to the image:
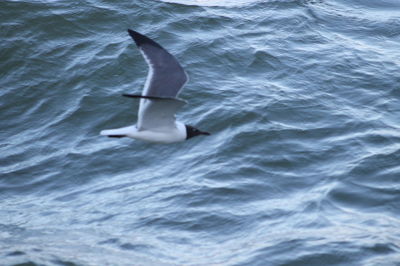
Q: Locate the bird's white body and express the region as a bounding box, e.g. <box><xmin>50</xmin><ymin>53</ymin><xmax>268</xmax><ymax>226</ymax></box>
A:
<box><xmin>100</xmin><ymin>122</ymin><xmax>187</xmax><ymax>144</ymax></box>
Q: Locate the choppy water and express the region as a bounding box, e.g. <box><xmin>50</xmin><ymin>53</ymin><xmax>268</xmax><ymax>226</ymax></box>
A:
<box><xmin>1</xmin><ymin>0</ymin><xmax>400</xmax><ymax>265</ymax></box>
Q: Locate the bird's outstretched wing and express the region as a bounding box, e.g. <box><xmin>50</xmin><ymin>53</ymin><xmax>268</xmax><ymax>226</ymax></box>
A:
<box><xmin>126</xmin><ymin>29</ymin><xmax>189</xmax><ymax>131</ymax></box>
<box><xmin>128</xmin><ymin>29</ymin><xmax>188</xmax><ymax>98</ymax></box>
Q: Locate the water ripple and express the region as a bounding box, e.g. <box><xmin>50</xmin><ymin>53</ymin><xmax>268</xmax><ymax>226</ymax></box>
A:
<box><xmin>1</xmin><ymin>0</ymin><xmax>400</xmax><ymax>265</ymax></box>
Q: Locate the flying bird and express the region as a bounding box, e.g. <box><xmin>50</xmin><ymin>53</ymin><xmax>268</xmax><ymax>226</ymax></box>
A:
<box><xmin>100</xmin><ymin>29</ymin><xmax>210</xmax><ymax>143</ymax></box>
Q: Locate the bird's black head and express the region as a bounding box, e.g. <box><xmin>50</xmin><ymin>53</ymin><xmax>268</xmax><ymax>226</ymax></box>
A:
<box><xmin>185</xmin><ymin>125</ymin><xmax>210</xmax><ymax>140</ymax></box>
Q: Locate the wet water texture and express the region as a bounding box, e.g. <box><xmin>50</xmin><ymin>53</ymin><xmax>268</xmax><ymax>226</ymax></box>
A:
<box><xmin>1</xmin><ymin>0</ymin><xmax>400</xmax><ymax>265</ymax></box>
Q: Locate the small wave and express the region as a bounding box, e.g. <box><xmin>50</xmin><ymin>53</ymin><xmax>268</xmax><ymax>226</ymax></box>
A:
<box><xmin>160</xmin><ymin>0</ymin><xmax>262</xmax><ymax>7</ymax></box>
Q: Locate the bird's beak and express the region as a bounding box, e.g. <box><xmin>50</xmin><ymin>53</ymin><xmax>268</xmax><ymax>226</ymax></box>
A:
<box><xmin>200</xmin><ymin>131</ymin><xmax>211</xmax><ymax>136</ymax></box>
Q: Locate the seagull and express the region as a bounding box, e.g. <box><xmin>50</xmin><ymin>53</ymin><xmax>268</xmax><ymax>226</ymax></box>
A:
<box><xmin>100</xmin><ymin>29</ymin><xmax>210</xmax><ymax>143</ymax></box>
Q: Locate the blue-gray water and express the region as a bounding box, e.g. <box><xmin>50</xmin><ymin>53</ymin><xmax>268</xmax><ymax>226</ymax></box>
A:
<box><xmin>1</xmin><ymin>0</ymin><xmax>400</xmax><ymax>265</ymax></box>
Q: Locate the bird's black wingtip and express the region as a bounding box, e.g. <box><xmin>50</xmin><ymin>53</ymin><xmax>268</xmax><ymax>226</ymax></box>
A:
<box><xmin>127</xmin><ymin>29</ymin><xmax>162</xmax><ymax>49</ymax></box>
<box><xmin>127</xmin><ymin>29</ymin><xmax>138</xmax><ymax>37</ymax></box>
<box><xmin>127</xmin><ymin>29</ymin><xmax>144</xmax><ymax>46</ymax></box>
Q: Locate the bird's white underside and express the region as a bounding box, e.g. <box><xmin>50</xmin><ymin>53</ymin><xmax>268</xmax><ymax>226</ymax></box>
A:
<box><xmin>100</xmin><ymin>121</ymin><xmax>187</xmax><ymax>143</ymax></box>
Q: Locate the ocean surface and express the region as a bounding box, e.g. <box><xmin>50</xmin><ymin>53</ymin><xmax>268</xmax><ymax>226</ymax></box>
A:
<box><xmin>1</xmin><ymin>0</ymin><xmax>400</xmax><ymax>265</ymax></box>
